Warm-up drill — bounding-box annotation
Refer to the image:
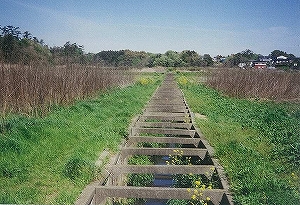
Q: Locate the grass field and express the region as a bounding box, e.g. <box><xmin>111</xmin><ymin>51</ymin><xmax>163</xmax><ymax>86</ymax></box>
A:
<box><xmin>178</xmin><ymin>72</ymin><xmax>300</xmax><ymax>204</ymax></box>
<box><xmin>0</xmin><ymin>73</ymin><xmax>162</xmax><ymax>204</ymax></box>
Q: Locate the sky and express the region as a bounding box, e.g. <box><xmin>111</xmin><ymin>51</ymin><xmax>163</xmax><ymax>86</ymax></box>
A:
<box><xmin>1</xmin><ymin>0</ymin><xmax>300</xmax><ymax>57</ymax></box>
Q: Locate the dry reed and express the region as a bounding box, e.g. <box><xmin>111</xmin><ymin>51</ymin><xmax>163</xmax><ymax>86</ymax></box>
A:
<box><xmin>206</xmin><ymin>68</ymin><xmax>300</xmax><ymax>101</ymax></box>
<box><xmin>0</xmin><ymin>63</ymin><xmax>133</xmax><ymax>116</ymax></box>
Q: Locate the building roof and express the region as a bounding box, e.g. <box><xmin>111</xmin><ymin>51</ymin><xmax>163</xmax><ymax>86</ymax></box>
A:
<box><xmin>277</xmin><ymin>56</ymin><xmax>288</xmax><ymax>60</ymax></box>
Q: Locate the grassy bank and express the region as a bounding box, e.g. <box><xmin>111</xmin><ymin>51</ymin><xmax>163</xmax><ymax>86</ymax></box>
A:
<box><xmin>0</xmin><ymin>73</ymin><xmax>162</xmax><ymax>204</ymax></box>
<box><xmin>178</xmin><ymin>73</ymin><xmax>300</xmax><ymax>204</ymax></box>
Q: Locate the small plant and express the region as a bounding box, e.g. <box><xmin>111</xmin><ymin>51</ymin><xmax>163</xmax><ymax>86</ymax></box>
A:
<box><xmin>187</xmin><ymin>180</ymin><xmax>212</xmax><ymax>205</ymax></box>
<box><xmin>138</xmin><ymin>77</ymin><xmax>153</xmax><ymax>85</ymax></box>
<box><xmin>166</xmin><ymin>149</ymin><xmax>191</xmax><ymax>166</ymax></box>
<box><xmin>166</xmin><ymin>150</ymin><xmax>215</xmax><ymax>205</ymax></box>
<box><xmin>63</xmin><ymin>156</ymin><xmax>94</xmax><ymax>180</ymax></box>
<box><xmin>178</xmin><ymin>75</ymin><xmax>188</xmax><ymax>86</ymax></box>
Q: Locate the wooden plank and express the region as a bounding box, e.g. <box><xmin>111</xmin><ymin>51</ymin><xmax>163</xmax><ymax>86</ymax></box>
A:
<box><xmin>133</xmin><ymin>128</ymin><xmax>195</xmax><ymax>137</ymax></box>
<box><xmin>107</xmin><ymin>165</ymin><xmax>215</xmax><ymax>176</ymax></box>
<box><xmin>95</xmin><ymin>186</ymin><xmax>230</xmax><ymax>205</ymax></box>
<box><xmin>127</xmin><ymin>136</ymin><xmax>200</xmax><ymax>146</ymax></box>
<box><xmin>135</xmin><ymin>122</ymin><xmax>193</xmax><ymax>129</ymax></box>
<box><xmin>120</xmin><ymin>147</ymin><xmax>208</xmax><ymax>160</ymax></box>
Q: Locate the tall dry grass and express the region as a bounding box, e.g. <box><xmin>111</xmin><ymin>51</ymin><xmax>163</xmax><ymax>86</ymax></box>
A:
<box><xmin>0</xmin><ymin>63</ymin><xmax>133</xmax><ymax>116</ymax></box>
<box><xmin>206</xmin><ymin>68</ymin><xmax>300</xmax><ymax>101</ymax></box>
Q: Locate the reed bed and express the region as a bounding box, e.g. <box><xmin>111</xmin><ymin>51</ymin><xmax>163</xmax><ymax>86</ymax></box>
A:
<box><xmin>206</xmin><ymin>68</ymin><xmax>300</xmax><ymax>101</ymax></box>
<box><xmin>0</xmin><ymin>63</ymin><xmax>133</xmax><ymax>116</ymax></box>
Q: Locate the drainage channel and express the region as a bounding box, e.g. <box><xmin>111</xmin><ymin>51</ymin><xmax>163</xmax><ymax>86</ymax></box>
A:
<box><xmin>76</xmin><ymin>73</ymin><xmax>233</xmax><ymax>205</ymax></box>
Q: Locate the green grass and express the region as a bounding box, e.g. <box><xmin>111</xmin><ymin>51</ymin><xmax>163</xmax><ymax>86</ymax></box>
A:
<box><xmin>0</xmin><ymin>73</ymin><xmax>162</xmax><ymax>204</ymax></box>
<box><xmin>178</xmin><ymin>74</ymin><xmax>300</xmax><ymax>204</ymax></box>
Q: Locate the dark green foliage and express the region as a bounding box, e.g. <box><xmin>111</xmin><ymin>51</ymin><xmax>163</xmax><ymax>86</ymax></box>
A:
<box><xmin>63</xmin><ymin>156</ymin><xmax>95</xmax><ymax>180</ymax></box>
<box><xmin>127</xmin><ymin>173</ymin><xmax>153</xmax><ymax>187</ymax></box>
<box><xmin>0</xmin><ymin>159</ymin><xmax>28</xmax><ymax>181</ymax></box>
<box><xmin>167</xmin><ymin>199</ymin><xmax>189</xmax><ymax>205</ymax></box>
<box><xmin>93</xmin><ymin>50</ymin><xmax>148</xmax><ymax>67</ymax></box>
<box><xmin>0</xmin><ymin>137</ymin><xmax>21</xmax><ymax>153</ymax></box>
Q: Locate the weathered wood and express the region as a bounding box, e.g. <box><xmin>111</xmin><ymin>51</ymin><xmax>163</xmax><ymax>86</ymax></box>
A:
<box><xmin>132</xmin><ymin>127</ymin><xmax>196</xmax><ymax>137</ymax></box>
<box><xmin>95</xmin><ymin>186</ymin><xmax>231</xmax><ymax>205</ymax></box>
<box><xmin>145</xmin><ymin>107</ymin><xmax>189</xmax><ymax>113</ymax></box>
<box><xmin>127</xmin><ymin>136</ymin><xmax>200</xmax><ymax>146</ymax></box>
<box><xmin>107</xmin><ymin>165</ymin><xmax>215</xmax><ymax>175</ymax></box>
<box><xmin>134</xmin><ymin>122</ymin><xmax>193</xmax><ymax>129</ymax></box>
<box><xmin>120</xmin><ymin>147</ymin><xmax>208</xmax><ymax>160</ymax></box>
<box><xmin>139</xmin><ymin>115</ymin><xmax>191</xmax><ymax>122</ymax></box>
<box><xmin>143</xmin><ymin>112</ymin><xmax>190</xmax><ymax>117</ymax></box>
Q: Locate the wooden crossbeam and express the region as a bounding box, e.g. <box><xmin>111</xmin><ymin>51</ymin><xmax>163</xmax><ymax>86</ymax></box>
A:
<box><xmin>95</xmin><ymin>186</ymin><xmax>231</xmax><ymax>205</ymax></box>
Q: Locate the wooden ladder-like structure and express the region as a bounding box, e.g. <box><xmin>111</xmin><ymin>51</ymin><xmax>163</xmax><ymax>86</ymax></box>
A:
<box><xmin>76</xmin><ymin>73</ymin><xmax>233</xmax><ymax>205</ymax></box>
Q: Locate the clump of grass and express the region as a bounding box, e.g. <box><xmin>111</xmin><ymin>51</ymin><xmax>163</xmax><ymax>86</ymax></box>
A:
<box><xmin>0</xmin><ymin>158</ymin><xmax>28</xmax><ymax>181</ymax></box>
<box><xmin>63</xmin><ymin>156</ymin><xmax>95</xmax><ymax>181</ymax></box>
<box><xmin>206</xmin><ymin>68</ymin><xmax>300</xmax><ymax>102</ymax></box>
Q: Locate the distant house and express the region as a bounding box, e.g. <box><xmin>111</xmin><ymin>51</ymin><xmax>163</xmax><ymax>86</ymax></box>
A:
<box><xmin>238</xmin><ymin>62</ymin><xmax>246</xmax><ymax>68</ymax></box>
<box><xmin>258</xmin><ymin>55</ymin><xmax>272</xmax><ymax>62</ymax></box>
<box><xmin>252</xmin><ymin>61</ymin><xmax>268</xmax><ymax>69</ymax></box>
<box><xmin>275</xmin><ymin>55</ymin><xmax>290</xmax><ymax>66</ymax></box>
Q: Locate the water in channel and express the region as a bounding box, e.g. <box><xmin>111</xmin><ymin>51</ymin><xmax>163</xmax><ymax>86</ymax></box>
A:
<box><xmin>144</xmin><ymin>155</ymin><xmax>173</xmax><ymax>205</ymax></box>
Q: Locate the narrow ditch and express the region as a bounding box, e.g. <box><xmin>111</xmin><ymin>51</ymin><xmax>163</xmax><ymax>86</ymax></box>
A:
<box><xmin>77</xmin><ymin>73</ymin><xmax>233</xmax><ymax>205</ymax></box>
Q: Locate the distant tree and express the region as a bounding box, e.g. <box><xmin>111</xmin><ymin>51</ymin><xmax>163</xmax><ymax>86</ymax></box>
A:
<box><xmin>23</xmin><ymin>31</ymin><xmax>32</xmax><ymax>39</ymax></box>
<box><xmin>0</xmin><ymin>25</ymin><xmax>21</xmax><ymax>39</ymax></box>
<box><xmin>224</xmin><ymin>49</ymin><xmax>259</xmax><ymax>67</ymax></box>
<box><xmin>224</xmin><ymin>53</ymin><xmax>244</xmax><ymax>67</ymax></box>
<box><xmin>270</xmin><ymin>50</ymin><xmax>287</xmax><ymax>59</ymax></box>
<box><xmin>0</xmin><ymin>26</ymin><xmax>21</xmax><ymax>62</ymax></box>
<box><xmin>180</xmin><ymin>50</ymin><xmax>199</xmax><ymax>66</ymax></box>
<box><xmin>241</xmin><ymin>49</ymin><xmax>258</xmax><ymax>60</ymax></box>
<box><xmin>165</xmin><ymin>50</ymin><xmax>183</xmax><ymax>67</ymax></box>
<box><xmin>94</xmin><ymin>50</ymin><xmax>123</xmax><ymax>66</ymax></box>
<box><xmin>147</xmin><ymin>53</ymin><xmax>161</xmax><ymax>67</ymax></box>
<box><xmin>202</xmin><ymin>54</ymin><xmax>214</xmax><ymax>66</ymax></box>
<box><xmin>63</xmin><ymin>41</ymin><xmax>84</xmax><ymax>65</ymax></box>
<box><xmin>292</xmin><ymin>58</ymin><xmax>300</xmax><ymax>69</ymax></box>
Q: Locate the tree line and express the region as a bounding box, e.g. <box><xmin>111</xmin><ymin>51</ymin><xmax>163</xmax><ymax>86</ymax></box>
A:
<box><xmin>1</xmin><ymin>25</ymin><xmax>299</xmax><ymax>69</ymax></box>
<box><xmin>0</xmin><ymin>25</ymin><xmax>214</xmax><ymax>68</ymax></box>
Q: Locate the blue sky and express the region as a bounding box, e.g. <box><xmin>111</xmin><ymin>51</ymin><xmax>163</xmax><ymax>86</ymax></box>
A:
<box><xmin>1</xmin><ymin>0</ymin><xmax>300</xmax><ymax>56</ymax></box>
